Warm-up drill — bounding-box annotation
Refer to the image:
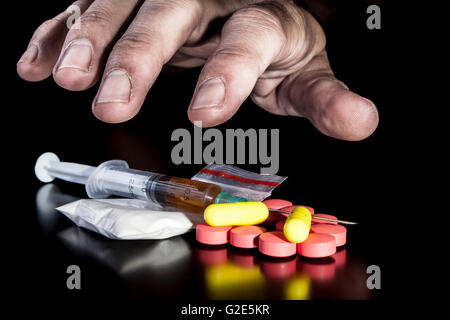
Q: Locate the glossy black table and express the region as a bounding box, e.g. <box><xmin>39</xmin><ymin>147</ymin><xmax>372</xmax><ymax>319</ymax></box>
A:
<box><xmin>33</xmin><ymin>183</ymin><xmax>376</xmax><ymax>301</ymax></box>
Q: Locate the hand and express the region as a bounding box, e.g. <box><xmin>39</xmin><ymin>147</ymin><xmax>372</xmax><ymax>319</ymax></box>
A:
<box><xmin>17</xmin><ymin>0</ymin><xmax>378</xmax><ymax>141</ymax></box>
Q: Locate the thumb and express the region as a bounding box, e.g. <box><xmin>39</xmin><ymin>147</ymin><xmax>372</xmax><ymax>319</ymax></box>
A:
<box><xmin>279</xmin><ymin>51</ymin><xmax>379</xmax><ymax>141</ymax></box>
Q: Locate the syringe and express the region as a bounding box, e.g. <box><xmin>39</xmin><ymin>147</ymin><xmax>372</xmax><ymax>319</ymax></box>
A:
<box><xmin>35</xmin><ymin>152</ymin><xmax>247</xmax><ymax>213</ymax></box>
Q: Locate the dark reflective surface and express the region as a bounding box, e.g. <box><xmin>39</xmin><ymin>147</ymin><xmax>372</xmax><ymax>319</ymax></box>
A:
<box><xmin>35</xmin><ymin>184</ymin><xmax>374</xmax><ymax>300</ymax></box>
<box><xmin>8</xmin><ymin>1</ymin><xmax>400</xmax><ymax>304</ymax></box>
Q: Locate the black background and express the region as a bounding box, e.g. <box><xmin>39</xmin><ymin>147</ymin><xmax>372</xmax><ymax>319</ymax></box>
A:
<box><xmin>4</xmin><ymin>0</ymin><xmax>415</xmax><ymax>314</ymax></box>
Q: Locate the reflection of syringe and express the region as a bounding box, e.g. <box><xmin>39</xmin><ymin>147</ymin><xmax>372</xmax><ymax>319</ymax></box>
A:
<box><xmin>35</xmin><ymin>152</ymin><xmax>247</xmax><ymax>213</ymax></box>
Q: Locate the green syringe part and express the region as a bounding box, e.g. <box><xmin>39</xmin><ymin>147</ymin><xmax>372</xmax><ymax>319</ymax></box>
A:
<box><xmin>214</xmin><ymin>192</ymin><xmax>248</xmax><ymax>204</ymax></box>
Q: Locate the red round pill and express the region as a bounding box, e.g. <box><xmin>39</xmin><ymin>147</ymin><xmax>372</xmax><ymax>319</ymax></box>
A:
<box><xmin>230</xmin><ymin>226</ymin><xmax>266</xmax><ymax>249</ymax></box>
<box><xmin>258</xmin><ymin>231</ymin><xmax>297</xmax><ymax>258</ymax></box>
<box><xmin>281</xmin><ymin>205</ymin><xmax>315</xmax><ymax>215</ymax></box>
<box><xmin>310</xmin><ymin>223</ymin><xmax>347</xmax><ymax>247</ymax></box>
<box><xmin>312</xmin><ymin>213</ymin><xmax>338</xmax><ymax>225</ymax></box>
<box><xmin>196</xmin><ymin>223</ymin><xmax>232</xmax><ymax>245</ymax></box>
<box><xmin>298</xmin><ymin>233</ymin><xmax>336</xmax><ymax>258</ymax></box>
<box><xmin>262</xmin><ymin>199</ymin><xmax>293</xmax><ymax>210</ymax></box>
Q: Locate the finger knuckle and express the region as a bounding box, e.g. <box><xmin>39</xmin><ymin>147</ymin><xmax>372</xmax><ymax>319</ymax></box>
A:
<box><xmin>79</xmin><ymin>6</ymin><xmax>112</xmax><ymax>28</ymax></box>
<box><xmin>228</xmin><ymin>1</ymin><xmax>297</xmax><ymax>49</ymax></box>
<box><xmin>211</xmin><ymin>47</ymin><xmax>262</xmax><ymax>74</ymax></box>
<box><xmin>241</xmin><ymin>1</ymin><xmax>293</xmax><ymax>31</ymax></box>
<box><xmin>212</xmin><ymin>47</ymin><xmax>249</xmax><ymax>59</ymax></box>
<box><xmin>109</xmin><ymin>30</ymin><xmax>162</xmax><ymax>70</ymax></box>
<box><xmin>142</xmin><ymin>0</ymin><xmax>201</xmax><ymax>16</ymax></box>
<box><xmin>116</xmin><ymin>30</ymin><xmax>154</xmax><ymax>52</ymax></box>
<box><xmin>36</xmin><ymin>18</ymin><xmax>62</xmax><ymax>35</ymax></box>
<box><xmin>170</xmin><ymin>0</ymin><xmax>202</xmax><ymax>13</ymax></box>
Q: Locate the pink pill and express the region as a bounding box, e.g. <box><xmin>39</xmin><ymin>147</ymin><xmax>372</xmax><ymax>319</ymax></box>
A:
<box><xmin>312</xmin><ymin>213</ymin><xmax>338</xmax><ymax>225</ymax></box>
<box><xmin>261</xmin><ymin>257</ymin><xmax>297</xmax><ymax>279</ymax></box>
<box><xmin>196</xmin><ymin>223</ymin><xmax>232</xmax><ymax>245</ymax></box>
<box><xmin>258</xmin><ymin>231</ymin><xmax>297</xmax><ymax>258</ymax></box>
<box><xmin>298</xmin><ymin>233</ymin><xmax>336</xmax><ymax>258</ymax></box>
<box><xmin>275</xmin><ymin>220</ymin><xmax>285</xmax><ymax>231</ymax></box>
<box><xmin>230</xmin><ymin>226</ymin><xmax>266</xmax><ymax>249</ymax></box>
<box><xmin>262</xmin><ymin>199</ymin><xmax>293</xmax><ymax>210</ymax></box>
<box><xmin>310</xmin><ymin>223</ymin><xmax>347</xmax><ymax>247</ymax></box>
<box><xmin>280</xmin><ymin>205</ymin><xmax>315</xmax><ymax>215</ymax></box>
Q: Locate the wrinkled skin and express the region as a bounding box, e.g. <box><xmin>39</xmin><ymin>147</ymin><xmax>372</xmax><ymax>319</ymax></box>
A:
<box><xmin>17</xmin><ymin>0</ymin><xmax>379</xmax><ymax>141</ymax></box>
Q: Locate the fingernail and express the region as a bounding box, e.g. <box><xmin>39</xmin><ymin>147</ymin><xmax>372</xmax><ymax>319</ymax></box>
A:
<box><xmin>58</xmin><ymin>39</ymin><xmax>93</xmax><ymax>72</ymax></box>
<box><xmin>18</xmin><ymin>45</ymin><xmax>38</xmax><ymax>64</ymax></box>
<box><xmin>191</xmin><ymin>78</ymin><xmax>225</xmax><ymax>110</ymax></box>
<box><xmin>96</xmin><ymin>69</ymin><xmax>131</xmax><ymax>105</ymax></box>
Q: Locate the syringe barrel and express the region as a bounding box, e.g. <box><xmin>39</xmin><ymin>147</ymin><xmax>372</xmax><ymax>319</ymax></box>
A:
<box><xmin>47</xmin><ymin>162</ymin><xmax>95</xmax><ymax>185</ymax></box>
<box><xmin>87</xmin><ymin>164</ymin><xmax>223</xmax><ymax>212</ymax></box>
<box><xmin>36</xmin><ymin>153</ymin><xmax>246</xmax><ymax>212</ymax></box>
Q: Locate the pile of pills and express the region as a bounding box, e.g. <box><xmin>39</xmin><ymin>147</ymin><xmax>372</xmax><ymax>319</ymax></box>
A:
<box><xmin>196</xmin><ymin>199</ymin><xmax>347</xmax><ymax>259</ymax></box>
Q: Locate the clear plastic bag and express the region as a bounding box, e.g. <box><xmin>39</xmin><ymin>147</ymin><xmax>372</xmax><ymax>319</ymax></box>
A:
<box><xmin>191</xmin><ymin>164</ymin><xmax>287</xmax><ymax>201</ymax></box>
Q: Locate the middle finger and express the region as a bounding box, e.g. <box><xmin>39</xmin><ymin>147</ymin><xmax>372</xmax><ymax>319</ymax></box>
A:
<box><xmin>92</xmin><ymin>0</ymin><xmax>203</xmax><ymax>123</ymax></box>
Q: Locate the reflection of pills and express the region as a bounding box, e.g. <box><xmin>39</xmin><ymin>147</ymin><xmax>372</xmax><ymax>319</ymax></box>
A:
<box><xmin>259</xmin><ymin>231</ymin><xmax>297</xmax><ymax>258</ymax></box>
<box><xmin>301</xmin><ymin>258</ymin><xmax>336</xmax><ymax>281</ymax></box>
<box><xmin>230</xmin><ymin>226</ymin><xmax>266</xmax><ymax>249</ymax></box>
<box><xmin>281</xmin><ymin>205</ymin><xmax>315</xmax><ymax>215</ymax></box>
<box><xmin>298</xmin><ymin>233</ymin><xmax>336</xmax><ymax>258</ymax></box>
<box><xmin>312</xmin><ymin>213</ymin><xmax>338</xmax><ymax>225</ymax></box>
<box><xmin>284</xmin><ymin>275</ymin><xmax>311</xmax><ymax>300</ymax></box>
<box><xmin>311</xmin><ymin>224</ymin><xmax>347</xmax><ymax>247</ymax></box>
<box><xmin>261</xmin><ymin>257</ymin><xmax>297</xmax><ymax>279</ymax></box>
<box><xmin>196</xmin><ymin>223</ymin><xmax>232</xmax><ymax>245</ymax></box>
<box><xmin>230</xmin><ymin>250</ymin><xmax>256</xmax><ymax>268</ymax></box>
<box><xmin>275</xmin><ymin>220</ymin><xmax>285</xmax><ymax>231</ymax></box>
<box><xmin>332</xmin><ymin>248</ymin><xmax>347</xmax><ymax>268</ymax></box>
<box><xmin>263</xmin><ymin>199</ymin><xmax>293</xmax><ymax>210</ymax></box>
<box><xmin>196</xmin><ymin>247</ymin><xmax>228</xmax><ymax>265</ymax></box>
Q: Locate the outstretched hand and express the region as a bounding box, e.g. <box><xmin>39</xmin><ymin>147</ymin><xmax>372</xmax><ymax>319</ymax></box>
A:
<box><xmin>17</xmin><ymin>0</ymin><xmax>378</xmax><ymax>141</ymax></box>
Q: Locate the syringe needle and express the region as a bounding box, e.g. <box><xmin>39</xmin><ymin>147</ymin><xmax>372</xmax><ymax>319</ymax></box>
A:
<box><xmin>268</xmin><ymin>209</ymin><xmax>358</xmax><ymax>225</ymax></box>
<box><xmin>311</xmin><ymin>216</ymin><xmax>358</xmax><ymax>225</ymax></box>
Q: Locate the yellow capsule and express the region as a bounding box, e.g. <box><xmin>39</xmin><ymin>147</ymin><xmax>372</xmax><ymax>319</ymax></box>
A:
<box><xmin>283</xmin><ymin>206</ymin><xmax>312</xmax><ymax>243</ymax></box>
<box><xmin>204</xmin><ymin>202</ymin><xmax>269</xmax><ymax>227</ymax></box>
